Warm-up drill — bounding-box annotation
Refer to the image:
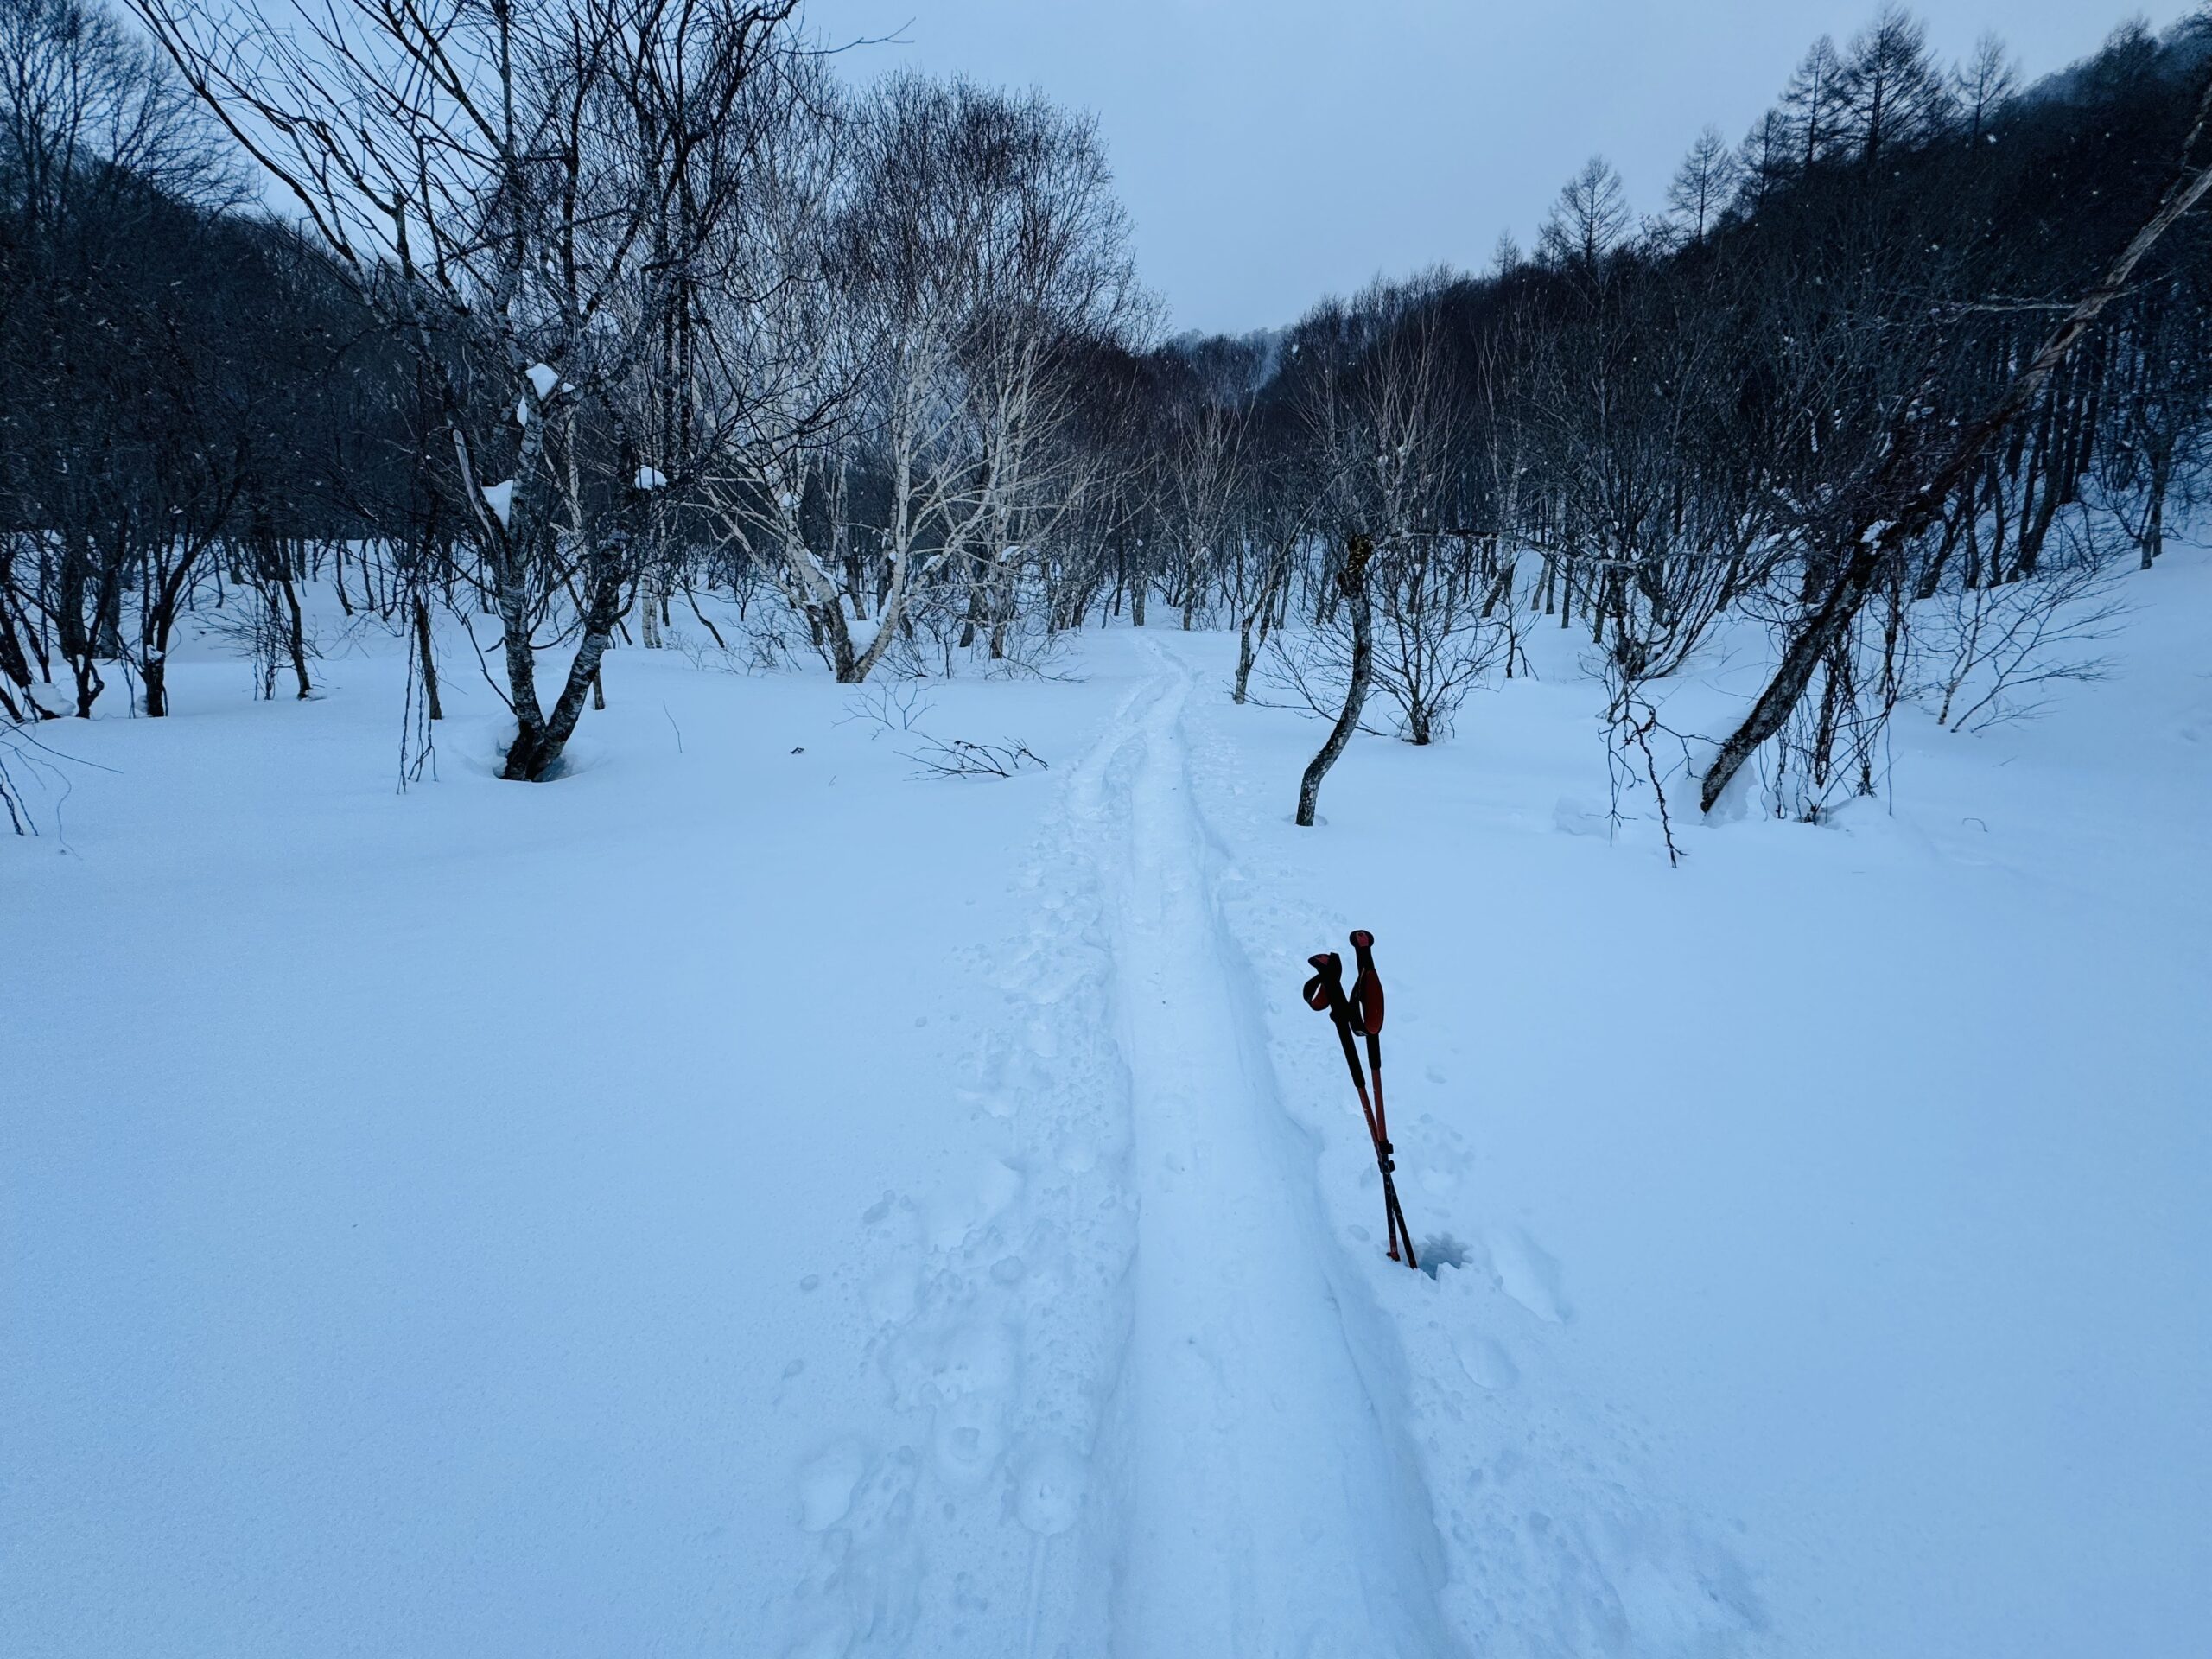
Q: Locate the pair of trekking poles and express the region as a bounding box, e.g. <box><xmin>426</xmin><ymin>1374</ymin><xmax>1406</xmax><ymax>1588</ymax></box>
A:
<box><xmin>1303</xmin><ymin>931</ymin><xmax>1417</xmax><ymax>1271</ymax></box>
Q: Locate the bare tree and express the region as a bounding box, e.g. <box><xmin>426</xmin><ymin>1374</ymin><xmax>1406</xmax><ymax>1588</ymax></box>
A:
<box><xmin>1538</xmin><ymin>156</ymin><xmax>1630</xmax><ymax>277</ymax></box>
<box><xmin>1778</xmin><ymin>35</ymin><xmax>1849</xmax><ymax>170</ymax></box>
<box><xmin>1294</xmin><ymin>533</ymin><xmax>1374</xmax><ymax>828</ymax></box>
<box><xmin>1157</xmin><ymin>372</ymin><xmax>1251</xmax><ymax>631</ymax></box>
<box><xmin>1840</xmin><ymin>4</ymin><xmax>1956</xmax><ymax>166</ymax></box>
<box><xmin>1</xmin><ymin>0</ymin><xmax>242</xmax><ymax>720</ymax></box>
<box><xmin>828</xmin><ymin>75</ymin><xmax>1144</xmax><ymax>677</ymax></box>
<box><xmin>1954</xmin><ymin>32</ymin><xmax>2018</xmax><ymax>144</ymax></box>
<box><xmin>1</xmin><ymin>0</ymin><xmax>235</xmax><ymax>230</ymax></box>
<box><xmin>697</xmin><ymin>60</ymin><xmax>871</xmax><ymax>677</ymax></box>
<box><xmin>134</xmin><ymin>0</ymin><xmax>800</xmax><ymax>778</ymax></box>
<box><xmin>1666</xmin><ymin>125</ymin><xmax>1740</xmax><ymax>246</ymax></box>
<box><xmin>1225</xmin><ymin>452</ymin><xmax>1309</xmax><ymax>705</ymax></box>
<box><xmin>1700</xmin><ymin>54</ymin><xmax>2212</xmax><ymax>812</ymax></box>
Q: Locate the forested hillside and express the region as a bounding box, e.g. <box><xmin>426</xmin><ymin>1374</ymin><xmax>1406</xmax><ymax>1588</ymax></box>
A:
<box><xmin>3</xmin><ymin>2</ymin><xmax>2208</xmax><ymax>825</ymax></box>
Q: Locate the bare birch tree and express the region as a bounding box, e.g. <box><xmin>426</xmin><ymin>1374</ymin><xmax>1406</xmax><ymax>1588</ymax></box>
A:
<box><xmin>134</xmin><ymin>0</ymin><xmax>800</xmax><ymax>778</ymax></box>
<box><xmin>836</xmin><ymin>76</ymin><xmax>1144</xmax><ymax>676</ymax></box>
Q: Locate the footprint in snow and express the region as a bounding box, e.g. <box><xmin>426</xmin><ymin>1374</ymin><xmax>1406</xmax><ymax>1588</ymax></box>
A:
<box><xmin>1484</xmin><ymin>1225</ymin><xmax>1573</xmax><ymax>1325</ymax></box>
<box><xmin>865</xmin><ymin>1263</ymin><xmax>918</xmax><ymax>1326</ymax></box>
<box><xmin>1013</xmin><ymin>1440</ymin><xmax>1088</xmax><ymax>1535</ymax></box>
<box><xmin>1417</xmin><ymin>1233</ymin><xmax>1473</xmax><ymax>1276</ymax></box>
<box><xmin>925</xmin><ymin>1159</ymin><xmax>1023</xmax><ymax>1250</ymax></box>
<box><xmin>796</xmin><ymin>1440</ymin><xmax>868</xmax><ymax>1532</ymax></box>
<box><xmin>1453</xmin><ymin>1332</ymin><xmax>1521</xmax><ymax>1392</ymax></box>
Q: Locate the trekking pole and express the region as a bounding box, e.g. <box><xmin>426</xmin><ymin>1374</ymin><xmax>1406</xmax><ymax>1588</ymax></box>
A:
<box><xmin>1308</xmin><ymin>951</ymin><xmax>1415</xmax><ymax>1268</ymax></box>
<box><xmin>1303</xmin><ymin>949</ymin><xmax>1417</xmax><ymax>1269</ymax></box>
<box><xmin>1345</xmin><ymin>930</ymin><xmax>1410</xmax><ymax>1265</ymax></box>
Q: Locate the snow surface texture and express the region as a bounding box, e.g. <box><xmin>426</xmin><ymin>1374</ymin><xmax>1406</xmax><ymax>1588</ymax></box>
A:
<box><xmin>6</xmin><ymin>557</ymin><xmax>2210</xmax><ymax>1657</ymax></box>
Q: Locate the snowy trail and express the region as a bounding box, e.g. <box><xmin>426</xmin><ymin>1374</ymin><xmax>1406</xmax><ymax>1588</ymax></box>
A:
<box><xmin>1090</xmin><ymin>639</ymin><xmax>1460</xmax><ymax>1659</ymax></box>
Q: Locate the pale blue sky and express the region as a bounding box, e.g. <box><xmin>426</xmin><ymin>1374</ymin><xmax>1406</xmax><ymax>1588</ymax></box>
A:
<box><xmin>807</xmin><ymin>1</ymin><xmax>2197</xmax><ymax>334</ymax></box>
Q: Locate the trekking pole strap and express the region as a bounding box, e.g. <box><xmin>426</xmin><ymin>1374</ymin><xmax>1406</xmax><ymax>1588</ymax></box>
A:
<box><xmin>1304</xmin><ymin>953</ymin><xmax>1370</xmax><ymax>1090</ymax></box>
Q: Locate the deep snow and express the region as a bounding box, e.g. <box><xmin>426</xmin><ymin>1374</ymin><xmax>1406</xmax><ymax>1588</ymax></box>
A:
<box><xmin>5</xmin><ymin>556</ymin><xmax>2209</xmax><ymax>1657</ymax></box>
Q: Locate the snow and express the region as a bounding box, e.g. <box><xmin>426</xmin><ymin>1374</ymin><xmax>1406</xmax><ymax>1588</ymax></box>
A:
<box><xmin>481</xmin><ymin>479</ymin><xmax>515</xmax><ymax>526</ymax></box>
<box><xmin>525</xmin><ymin>363</ymin><xmax>559</xmax><ymax>401</ymax></box>
<box><xmin>6</xmin><ymin>553</ymin><xmax>2210</xmax><ymax>1657</ymax></box>
<box><xmin>1083</xmin><ymin>649</ymin><xmax>1460</xmax><ymax>1653</ymax></box>
<box><xmin>635</xmin><ymin>465</ymin><xmax>668</xmax><ymax>491</ymax></box>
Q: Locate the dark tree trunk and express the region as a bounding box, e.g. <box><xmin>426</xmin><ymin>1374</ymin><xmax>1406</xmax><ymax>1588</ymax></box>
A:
<box><xmin>268</xmin><ymin>561</ymin><xmax>313</xmax><ymax>700</ymax></box>
<box><xmin>142</xmin><ymin>651</ymin><xmax>168</xmax><ymax>718</ymax></box>
<box><xmin>499</xmin><ymin>527</ymin><xmax>633</xmax><ymax>781</ymax></box>
<box><xmin>2141</xmin><ymin>449</ymin><xmax>2169</xmax><ymax>569</ymax></box>
<box><xmin>413</xmin><ymin>594</ymin><xmax>442</xmax><ymax>720</ymax></box>
<box><xmin>1296</xmin><ymin>534</ymin><xmax>1374</xmax><ymax>828</ymax></box>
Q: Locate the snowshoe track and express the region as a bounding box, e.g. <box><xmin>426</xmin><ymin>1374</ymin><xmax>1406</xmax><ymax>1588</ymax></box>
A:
<box><xmin>777</xmin><ymin>645</ymin><xmax>1460</xmax><ymax>1657</ymax></box>
<box><xmin>1088</xmin><ymin>639</ymin><xmax>1462</xmax><ymax>1658</ymax></box>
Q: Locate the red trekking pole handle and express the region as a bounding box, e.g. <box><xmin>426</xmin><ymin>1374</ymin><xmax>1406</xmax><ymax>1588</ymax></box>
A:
<box><xmin>1348</xmin><ymin>929</ymin><xmax>1383</xmax><ymax>1038</ymax></box>
<box><xmin>1347</xmin><ymin>930</ymin><xmax>1388</xmax><ymax>1143</ymax></box>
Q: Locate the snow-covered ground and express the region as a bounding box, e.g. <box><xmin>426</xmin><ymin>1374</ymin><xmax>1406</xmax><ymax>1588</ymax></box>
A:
<box><xmin>6</xmin><ymin>556</ymin><xmax>2209</xmax><ymax>1657</ymax></box>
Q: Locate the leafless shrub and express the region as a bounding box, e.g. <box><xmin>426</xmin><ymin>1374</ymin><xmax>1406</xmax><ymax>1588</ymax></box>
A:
<box><xmin>905</xmin><ymin>735</ymin><xmax>1049</xmax><ymax>780</ymax></box>
<box><xmin>1598</xmin><ymin>652</ymin><xmax>1696</xmax><ymax>865</ymax></box>
<box><xmin>199</xmin><ymin>581</ymin><xmax>322</xmax><ymax>701</ymax></box>
<box><xmin>1918</xmin><ymin>519</ymin><xmax>2129</xmax><ymax>732</ymax></box>
<box><xmin>1256</xmin><ymin>626</ymin><xmax>1393</xmax><ymax>738</ymax></box>
<box><xmin>840</xmin><ymin>681</ymin><xmax>932</xmax><ymax>736</ymax></box>
<box><xmin>0</xmin><ymin>725</ymin><xmax>33</xmax><ymax>834</ymax></box>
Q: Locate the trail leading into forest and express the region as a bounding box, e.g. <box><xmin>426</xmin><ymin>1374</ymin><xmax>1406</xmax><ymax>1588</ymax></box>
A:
<box><xmin>1087</xmin><ymin>637</ymin><xmax>1460</xmax><ymax>1659</ymax></box>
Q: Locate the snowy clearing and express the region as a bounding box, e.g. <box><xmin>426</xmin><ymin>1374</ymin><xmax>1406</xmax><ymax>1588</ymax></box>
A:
<box><xmin>6</xmin><ymin>557</ymin><xmax>2209</xmax><ymax>1658</ymax></box>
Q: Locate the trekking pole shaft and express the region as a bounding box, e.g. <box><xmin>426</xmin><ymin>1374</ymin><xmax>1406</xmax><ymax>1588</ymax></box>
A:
<box><xmin>1331</xmin><ymin>1017</ymin><xmax>1405</xmax><ymax>1261</ymax></box>
<box><xmin>1381</xmin><ymin>1163</ymin><xmax>1415</xmax><ymax>1269</ymax></box>
<box><xmin>1364</xmin><ymin>1033</ymin><xmax>1387</xmax><ymax>1135</ymax></box>
<box><xmin>1331</xmin><ymin>1017</ymin><xmax>1385</xmax><ymax>1146</ymax></box>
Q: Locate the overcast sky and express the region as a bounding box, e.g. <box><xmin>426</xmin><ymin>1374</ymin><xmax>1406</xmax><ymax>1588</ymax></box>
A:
<box><xmin>805</xmin><ymin>1</ymin><xmax>2196</xmax><ymax>336</ymax></box>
